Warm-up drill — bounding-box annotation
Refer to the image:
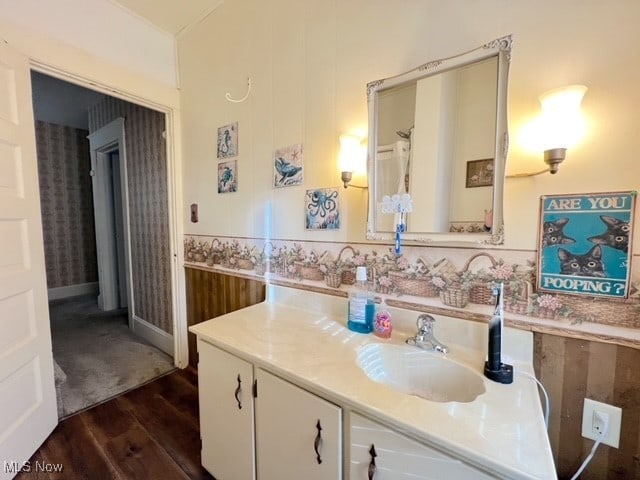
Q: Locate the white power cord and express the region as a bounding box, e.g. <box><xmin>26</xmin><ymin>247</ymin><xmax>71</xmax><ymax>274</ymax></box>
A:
<box><xmin>517</xmin><ymin>371</ymin><xmax>609</xmax><ymax>479</ymax></box>
<box><xmin>516</xmin><ymin>371</ymin><xmax>550</xmax><ymax>430</ymax></box>
<box><xmin>569</xmin><ymin>411</ymin><xmax>610</xmax><ymax>480</ymax></box>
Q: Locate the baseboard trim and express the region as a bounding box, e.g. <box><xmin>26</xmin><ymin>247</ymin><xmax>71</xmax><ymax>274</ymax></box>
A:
<box><xmin>48</xmin><ymin>282</ymin><xmax>99</xmax><ymax>301</ymax></box>
<box><xmin>132</xmin><ymin>315</ymin><xmax>174</xmax><ymax>357</ymax></box>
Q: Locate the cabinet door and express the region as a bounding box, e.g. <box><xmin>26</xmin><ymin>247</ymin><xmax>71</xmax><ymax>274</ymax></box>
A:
<box><xmin>255</xmin><ymin>369</ymin><xmax>342</xmax><ymax>480</ymax></box>
<box><xmin>349</xmin><ymin>413</ymin><xmax>493</xmax><ymax>480</ymax></box>
<box><xmin>198</xmin><ymin>339</ymin><xmax>256</xmax><ymax>480</ymax></box>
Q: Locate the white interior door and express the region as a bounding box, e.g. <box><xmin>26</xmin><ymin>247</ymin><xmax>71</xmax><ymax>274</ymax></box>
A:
<box><xmin>88</xmin><ymin>118</ymin><xmax>132</xmax><ymax>315</ymax></box>
<box><xmin>110</xmin><ymin>151</ymin><xmax>128</xmax><ymax>309</ymax></box>
<box><xmin>0</xmin><ymin>44</ymin><xmax>57</xmax><ymax>478</ymax></box>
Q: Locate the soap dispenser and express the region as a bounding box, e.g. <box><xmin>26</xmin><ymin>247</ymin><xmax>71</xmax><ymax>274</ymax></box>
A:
<box><xmin>347</xmin><ymin>266</ymin><xmax>375</xmax><ymax>333</ymax></box>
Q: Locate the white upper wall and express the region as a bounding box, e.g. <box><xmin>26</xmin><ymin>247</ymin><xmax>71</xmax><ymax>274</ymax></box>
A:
<box><xmin>0</xmin><ymin>0</ymin><xmax>177</xmax><ymax>88</ymax></box>
<box><xmin>112</xmin><ymin>0</ymin><xmax>223</xmax><ymax>36</ymax></box>
<box><xmin>178</xmin><ymin>0</ymin><xmax>640</xmax><ymax>250</ymax></box>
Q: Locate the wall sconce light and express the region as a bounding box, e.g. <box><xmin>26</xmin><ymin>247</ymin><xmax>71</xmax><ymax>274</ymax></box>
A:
<box><xmin>339</xmin><ymin>134</ymin><xmax>367</xmax><ymax>189</ymax></box>
<box><xmin>510</xmin><ymin>85</ymin><xmax>587</xmax><ymax>178</ymax></box>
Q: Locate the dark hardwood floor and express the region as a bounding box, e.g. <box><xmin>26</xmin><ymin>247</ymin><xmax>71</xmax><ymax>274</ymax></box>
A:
<box><xmin>16</xmin><ymin>368</ymin><xmax>213</xmax><ymax>480</ymax></box>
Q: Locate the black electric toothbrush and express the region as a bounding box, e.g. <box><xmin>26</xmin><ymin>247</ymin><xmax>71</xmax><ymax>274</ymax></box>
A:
<box><xmin>483</xmin><ymin>282</ymin><xmax>513</xmax><ymax>384</ymax></box>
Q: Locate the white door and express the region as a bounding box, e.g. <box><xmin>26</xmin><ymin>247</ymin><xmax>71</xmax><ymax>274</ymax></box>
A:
<box><xmin>88</xmin><ymin>118</ymin><xmax>132</xmax><ymax>314</ymax></box>
<box><xmin>110</xmin><ymin>152</ymin><xmax>128</xmax><ymax>309</ymax></box>
<box><xmin>0</xmin><ymin>44</ymin><xmax>57</xmax><ymax>479</ymax></box>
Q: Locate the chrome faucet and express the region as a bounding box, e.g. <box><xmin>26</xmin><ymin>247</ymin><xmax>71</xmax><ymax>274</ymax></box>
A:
<box><xmin>406</xmin><ymin>314</ymin><xmax>448</xmax><ymax>354</ymax></box>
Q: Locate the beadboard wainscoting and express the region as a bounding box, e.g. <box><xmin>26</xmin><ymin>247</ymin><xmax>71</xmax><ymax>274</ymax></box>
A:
<box><xmin>534</xmin><ymin>335</ymin><xmax>640</xmax><ymax>480</ymax></box>
<box><xmin>186</xmin><ymin>266</ymin><xmax>640</xmax><ymax>480</ymax></box>
<box><xmin>185</xmin><ymin>267</ymin><xmax>265</xmax><ymax>368</ymax></box>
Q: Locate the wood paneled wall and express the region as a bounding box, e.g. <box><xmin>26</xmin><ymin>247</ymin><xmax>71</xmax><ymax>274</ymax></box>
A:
<box><xmin>534</xmin><ymin>334</ymin><xmax>640</xmax><ymax>480</ymax></box>
<box><xmin>185</xmin><ymin>267</ymin><xmax>640</xmax><ymax>479</ymax></box>
<box><xmin>185</xmin><ymin>267</ymin><xmax>265</xmax><ymax>367</ymax></box>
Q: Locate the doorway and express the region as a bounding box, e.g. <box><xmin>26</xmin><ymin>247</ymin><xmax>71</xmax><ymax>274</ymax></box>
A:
<box><xmin>88</xmin><ymin>118</ymin><xmax>132</xmax><ymax>316</ymax></box>
<box><xmin>31</xmin><ymin>71</ymin><xmax>176</xmax><ymax>417</ymax></box>
<box><xmin>109</xmin><ymin>150</ymin><xmax>128</xmax><ymax>310</ymax></box>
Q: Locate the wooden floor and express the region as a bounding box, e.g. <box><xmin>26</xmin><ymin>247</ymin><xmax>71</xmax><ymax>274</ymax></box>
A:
<box><xmin>16</xmin><ymin>368</ymin><xmax>213</xmax><ymax>480</ymax></box>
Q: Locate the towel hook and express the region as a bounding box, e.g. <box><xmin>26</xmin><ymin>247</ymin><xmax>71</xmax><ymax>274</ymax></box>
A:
<box><xmin>226</xmin><ymin>77</ymin><xmax>252</xmax><ymax>103</ymax></box>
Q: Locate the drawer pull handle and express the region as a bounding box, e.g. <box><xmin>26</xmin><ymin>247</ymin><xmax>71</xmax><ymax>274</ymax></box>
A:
<box><xmin>314</xmin><ymin>420</ymin><xmax>323</xmax><ymax>464</ymax></box>
<box><xmin>234</xmin><ymin>374</ymin><xmax>242</xmax><ymax>409</ymax></box>
<box><xmin>368</xmin><ymin>444</ymin><xmax>377</xmax><ymax>480</ymax></box>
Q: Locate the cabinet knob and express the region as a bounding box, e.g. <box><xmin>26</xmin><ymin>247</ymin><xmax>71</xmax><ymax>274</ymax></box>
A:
<box><xmin>368</xmin><ymin>444</ymin><xmax>377</xmax><ymax>480</ymax></box>
<box><xmin>234</xmin><ymin>374</ymin><xmax>242</xmax><ymax>409</ymax></box>
<box><xmin>314</xmin><ymin>420</ymin><xmax>323</xmax><ymax>464</ymax></box>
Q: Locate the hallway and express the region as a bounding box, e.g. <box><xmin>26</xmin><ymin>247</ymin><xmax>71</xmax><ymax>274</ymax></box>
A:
<box><xmin>50</xmin><ymin>295</ymin><xmax>174</xmax><ymax>418</ymax></box>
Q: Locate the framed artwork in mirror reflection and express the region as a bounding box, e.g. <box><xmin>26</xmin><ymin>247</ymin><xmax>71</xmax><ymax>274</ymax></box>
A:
<box><xmin>465</xmin><ymin>158</ymin><xmax>494</xmax><ymax>188</ymax></box>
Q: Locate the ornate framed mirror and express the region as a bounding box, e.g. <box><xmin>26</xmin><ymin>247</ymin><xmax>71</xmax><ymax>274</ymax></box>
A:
<box><xmin>366</xmin><ymin>35</ymin><xmax>512</xmax><ymax>245</ymax></box>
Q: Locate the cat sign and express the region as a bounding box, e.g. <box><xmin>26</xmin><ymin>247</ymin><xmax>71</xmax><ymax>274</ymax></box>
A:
<box><xmin>537</xmin><ymin>191</ymin><xmax>636</xmax><ymax>298</ymax></box>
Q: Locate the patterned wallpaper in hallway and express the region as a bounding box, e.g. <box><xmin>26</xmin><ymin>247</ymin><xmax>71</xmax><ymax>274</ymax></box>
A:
<box><xmin>88</xmin><ymin>98</ymin><xmax>173</xmax><ymax>335</ymax></box>
<box><xmin>35</xmin><ymin>121</ymin><xmax>97</xmax><ymax>289</ymax></box>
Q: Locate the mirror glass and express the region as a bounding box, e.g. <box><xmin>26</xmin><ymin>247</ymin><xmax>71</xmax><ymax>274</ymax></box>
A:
<box><xmin>366</xmin><ymin>36</ymin><xmax>512</xmax><ymax>245</ymax></box>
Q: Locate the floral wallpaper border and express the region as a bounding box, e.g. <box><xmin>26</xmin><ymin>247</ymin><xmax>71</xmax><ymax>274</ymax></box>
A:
<box><xmin>184</xmin><ymin>235</ymin><xmax>640</xmax><ymax>333</ymax></box>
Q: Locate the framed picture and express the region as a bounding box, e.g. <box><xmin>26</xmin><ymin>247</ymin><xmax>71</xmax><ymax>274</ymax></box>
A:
<box><xmin>305</xmin><ymin>188</ymin><xmax>340</xmax><ymax>230</ymax></box>
<box><xmin>537</xmin><ymin>191</ymin><xmax>636</xmax><ymax>298</ymax></box>
<box><xmin>274</xmin><ymin>144</ymin><xmax>303</xmax><ymax>187</ymax></box>
<box><xmin>217</xmin><ymin>122</ymin><xmax>238</xmax><ymax>159</ymax></box>
<box><xmin>218</xmin><ymin>160</ymin><xmax>238</xmax><ymax>193</ymax></box>
<box><xmin>465</xmin><ymin>158</ymin><xmax>494</xmax><ymax>188</ymax></box>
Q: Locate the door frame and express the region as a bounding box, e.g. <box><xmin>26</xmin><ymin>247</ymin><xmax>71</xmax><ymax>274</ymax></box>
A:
<box><xmin>30</xmin><ymin>61</ymin><xmax>188</xmax><ymax>368</ymax></box>
<box><xmin>88</xmin><ymin>118</ymin><xmax>133</xmax><ymax>320</ymax></box>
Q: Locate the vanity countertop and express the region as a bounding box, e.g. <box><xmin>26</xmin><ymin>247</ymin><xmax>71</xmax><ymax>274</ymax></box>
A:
<box><xmin>190</xmin><ymin>285</ymin><xmax>557</xmax><ymax>480</ymax></box>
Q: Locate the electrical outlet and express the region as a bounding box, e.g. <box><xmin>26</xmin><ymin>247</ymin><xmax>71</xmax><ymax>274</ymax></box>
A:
<box><xmin>581</xmin><ymin>398</ymin><xmax>622</xmax><ymax>448</ymax></box>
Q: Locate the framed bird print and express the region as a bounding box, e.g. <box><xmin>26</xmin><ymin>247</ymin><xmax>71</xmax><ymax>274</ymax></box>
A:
<box><xmin>537</xmin><ymin>191</ymin><xmax>636</xmax><ymax>298</ymax></box>
<box><xmin>305</xmin><ymin>188</ymin><xmax>340</xmax><ymax>230</ymax></box>
<box><xmin>217</xmin><ymin>122</ymin><xmax>238</xmax><ymax>159</ymax></box>
<box><xmin>273</xmin><ymin>144</ymin><xmax>303</xmax><ymax>187</ymax></box>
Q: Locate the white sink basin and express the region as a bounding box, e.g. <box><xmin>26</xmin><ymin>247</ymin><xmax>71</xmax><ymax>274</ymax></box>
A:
<box><xmin>357</xmin><ymin>343</ymin><xmax>486</xmax><ymax>403</ymax></box>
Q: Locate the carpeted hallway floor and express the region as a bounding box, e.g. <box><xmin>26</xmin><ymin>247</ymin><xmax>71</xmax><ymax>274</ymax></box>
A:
<box><xmin>50</xmin><ymin>294</ymin><xmax>175</xmax><ymax>418</ymax></box>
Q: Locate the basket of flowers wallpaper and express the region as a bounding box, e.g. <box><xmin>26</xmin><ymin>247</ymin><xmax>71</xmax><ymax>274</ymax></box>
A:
<box><xmin>184</xmin><ymin>235</ymin><xmax>640</xmax><ymax>329</ymax></box>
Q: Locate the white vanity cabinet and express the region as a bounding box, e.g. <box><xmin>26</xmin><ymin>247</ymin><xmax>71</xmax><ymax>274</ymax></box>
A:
<box><xmin>197</xmin><ymin>338</ymin><xmax>256</xmax><ymax>479</ymax></box>
<box><xmin>255</xmin><ymin>368</ymin><xmax>342</xmax><ymax>480</ymax></box>
<box><xmin>191</xmin><ymin>286</ymin><xmax>557</xmax><ymax>480</ymax></box>
<box><xmin>349</xmin><ymin>413</ymin><xmax>494</xmax><ymax>480</ymax></box>
<box><xmin>197</xmin><ymin>339</ymin><xmax>342</xmax><ymax>480</ymax></box>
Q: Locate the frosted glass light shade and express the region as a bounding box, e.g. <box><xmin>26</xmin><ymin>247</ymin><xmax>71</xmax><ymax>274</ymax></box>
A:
<box><xmin>539</xmin><ymin>85</ymin><xmax>587</xmax><ymax>151</ymax></box>
<box><xmin>338</xmin><ymin>134</ymin><xmax>366</xmax><ymax>173</ymax></box>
